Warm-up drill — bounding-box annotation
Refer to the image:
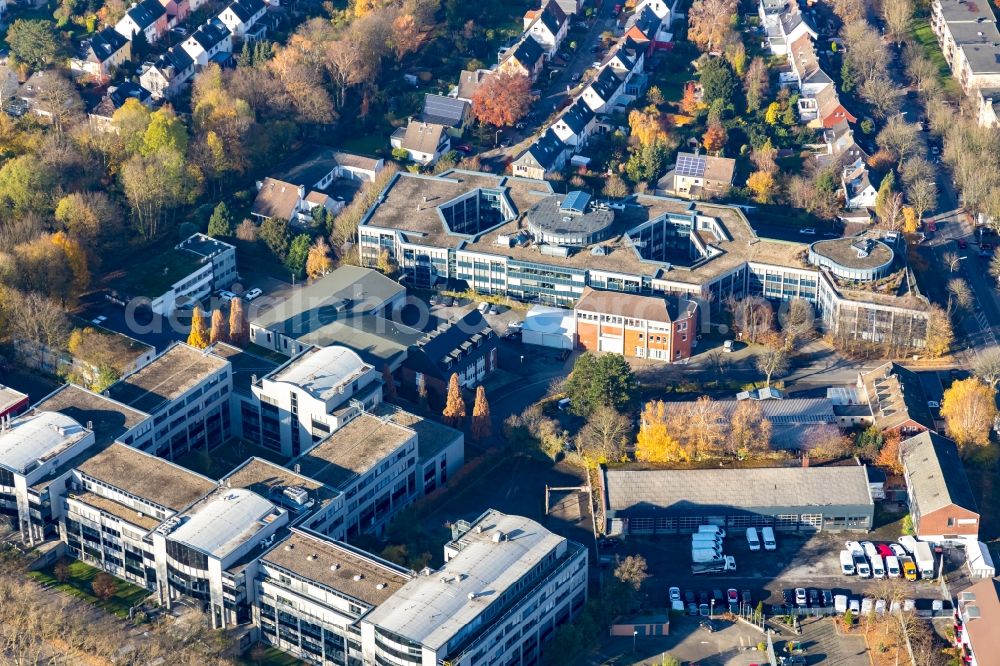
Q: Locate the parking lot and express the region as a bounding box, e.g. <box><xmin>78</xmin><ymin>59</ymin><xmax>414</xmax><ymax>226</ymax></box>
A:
<box><xmin>612</xmin><ymin>531</ymin><xmax>954</xmax><ymax>617</ymax></box>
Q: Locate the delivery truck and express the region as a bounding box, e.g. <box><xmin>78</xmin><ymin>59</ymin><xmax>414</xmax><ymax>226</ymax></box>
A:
<box><xmin>913</xmin><ymin>541</ymin><xmax>935</xmax><ymax>579</ymax></box>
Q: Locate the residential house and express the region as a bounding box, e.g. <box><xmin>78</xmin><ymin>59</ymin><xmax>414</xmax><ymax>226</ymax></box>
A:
<box><xmin>901</xmin><ymin>431</ymin><xmax>979</xmax><ymax>542</ymax></box>
<box><xmin>88</xmin><ymin>81</ymin><xmax>152</xmax><ymax>126</ymax></box>
<box><xmin>181</xmin><ymin>18</ymin><xmax>233</xmax><ymax>67</ymax></box>
<box><xmin>511</xmin><ymin>127</ymin><xmax>568</xmax><ymax>179</ymax></box>
<box><xmin>551</xmin><ymin>0</ymin><xmax>582</xmax><ymax>15</ymax></box>
<box><xmin>158</xmin><ymin>0</ymin><xmax>190</xmax><ymax>27</ymax></box>
<box><xmin>420</xmin><ymin>93</ymin><xmax>470</xmax><ymax>135</ymax></box>
<box><xmin>858</xmin><ymin>362</ymin><xmax>936</xmax><ymax>438</ymax></box>
<box><xmin>247</xmin><ymin>345</ymin><xmax>383</xmax><ymax>457</ymax></box>
<box><xmin>499</xmin><ymin>35</ymin><xmax>546</xmax><ymax>81</ymax></box>
<box><xmin>523</xmin><ymin>1</ymin><xmax>569</xmax><ymax>56</ymax></box>
<box><xmin>217</xmin><ymin>0</ymin><xmax>267</xmax><ymax>39</ymax></box>
<box><xmin>787</xmin><ymin>33</ymin><xmax>834</xmax><ymax>120</ymax></box>
<box><xmin>622</xmin><ymin>5</ymin><xmax>673</xmax><ymax>53</ymax></box>
<box><xmin>637</xmin><ymin>0</ymin><xmax>675</xmax><ymax>22</ymax></box>
<box><xmin>114</xmin><ymin>0</ymin><xmax>168</xmax><ymax>43</ymax></box>
<box><xmin>551</xmin><ymin>97</ymin><xmax>596</xmax><ymax>148</ymax></box>
<box><xmin>931</xmin><ymin>0</ymin><xmax>999</xmax><ymax>70</ymax></box>
<box><xmin>809</xmin><ymin>85</ymin><xmax>857</xmax><ymax>129</ymax></box>
<box><xmin>976</xmin><ymin>86</ymin><xmax>1000</xmax><ymax>126</ymax></box>
<box><xmin>955</xmin><ymin>578</ymin><xmax>1000</xmax><ymax>666</ymax></box>
<box><xmin>842</xmin><ymin>158</ymin><xmax>877</xmax><ymax>210</ymax></box>
<box><xmin>816</xmin><ymin>119</ymin><xmax>870</xmax><ymax>168</ymax></box>
<box><xmin>956</xmin><ymin>41</ymin><xmax>1000</xmax><ymax>93</ymax></box>
<box><xmin>390</xmin><ymin>121</ymin><xmax>450</xmax><ymax>165</ymax></box>
<box><xmin>657</xmin><ymin>151</ymin><xmax>736</xmax><ymax>199</ymax></box>
<box><xmin>70</xmin><ymin>28</ymin><xmax>131</xmax><ymax>83</ymax></box>
<box><xmin>580</xmin><ymin>66</ymin><xmax>624</xmax><ymax>112</ymax></box>
<box><xmin>252</xmin><ymin>177</ymin><xmax>330</xmax><ymax>224</ymax></box>
<box><xmin>763</xmin><ymin>0</ymin><xmax>817</xmax><ymax>56</ymax></box>
<box><xmin>139</xmin><ymin>46</ymin><xmax>196</xmax><ymax>99</ymax></box>
<box><xmin>455</xmin><ymin>68</ymin><xmax>492</xmax><ymax>102</ymax></box>
<box><xmin>574</xmin><ymin>287</ymin><xmax>698</xmax><ymax>361</ymax></box>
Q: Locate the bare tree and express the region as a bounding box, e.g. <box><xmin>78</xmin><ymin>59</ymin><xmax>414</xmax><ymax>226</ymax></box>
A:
<box><xmin>860</xmin><ymin>76</ymin><xmax>903</xmax><ymax>119</ymax></box>
<box><xmin>878</xmin><ymin>191</ymin><xmax>905</xmax><ymax>230</ymax></box>
<box><xmin>755</xmin><ymin>335</ymin><xmax>790</xmax><ymax>387</ymax></box>
<box><xmin>842</xmin><ymin>20</ymin><xmax>890</xmax><ymax>84</ymax></box>
<box><xmin>687</xmin><ymin>0</ymin><xmax>738</xmax><ymax>53</ymax></box>
<box><xmin>883</xmin><ymin>0</ymin><xmax>914</xmax><ymax>45</ymax></box>
<box><xmin>575</xmin><ymin>405</ymin><xmax>631</xmax><ymax>465</ymax></box>
<box><xmin>974</xmin><ymin>346</ymin><xmax>1000</xmax><ymax>388</ymax></box>
<box><xmin>947</xmin><ymin>277</ymin><xmax>973</xmax><ymax>315</ymax></box>
<box><xmin>726</xmin><ymin>295</ymin><xmax>775</xmax><ymax>343</ymax></box>
<box><xmin>877</xmin><ymin>115</ymin><xmax>922</xmax><ymax>168</ymax></box>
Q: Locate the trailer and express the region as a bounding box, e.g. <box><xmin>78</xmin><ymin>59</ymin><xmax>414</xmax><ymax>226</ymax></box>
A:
<box><xmin>692</xmin><ymin>556</ymin><xmax>736</xmax><ymax>575</ymax></box>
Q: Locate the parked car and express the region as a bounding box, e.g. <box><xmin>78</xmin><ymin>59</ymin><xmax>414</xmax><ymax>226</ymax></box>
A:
<box><xmin>799</xmin><ymin>227</ymin><xmax>817</xmax><ymax>235</ymax></box>
<box><xmin>835</xmin><ymin>594</ymin><xmax>848</xmax><ymax>613</ymax></box>
<box><xmin>488</xmin><ymin>305</ymin><xmax>500</xmax><ymax>315</ymax></box>
<box><xmin>889</xmin><ymin>543</ymin><xmax>907</xmax><ymax>558</ymax></box>
<box><xmin>687</xmin><ymin>602</ymin><xmax>699</xmax><ymax>615</ymax></box>
<box><xmin>700</xmin><ymin>619</ymin><xmax>716</xmax><ymax>632</ymax></box>
<box><xmin>807</xmin><ymin>589</ymin><xmax>819</xmax><ymax>607</ymax></box>
<box><xmin>876</xmin><ymin>544</ymin><xmax>893</xmax><ymax>558</ymax></box>
<box><xmin>795</xmin><ymin>588</ymin><xmax>807</xmax><ymax>606</ymax></box>
<box><xmin>453</xmin><ymin>144</ymin><xmax>472</xmax><ymax>154</ymax></box>
<box><xmin>218</xmin><ymin>289</ymin><xmax>237</xmax><ymax>301</ymax></box>
<box><xmin>727</xmin><ymin>588</ymin><xmax>739</xmax><ymax>605</ymax></box>
<box><xmin>477</xmin><ymin>302</ymin><xmax>490</xmax><ymax>313</ymax></box>
<box><xmin>782</xmin><ymin>589</ymin><xmax>795</xmax><ymax>607</ymax></box>
<box><xmin>699</xmin><ymin>603</ymin><xmax>710</xmax><ymax>616</ymax></box>
<box><xmin>244</xmin><ymin>288</ymin><xmax>263</xmax><ymax>301</ymax></box>
<box><xmin>861</xmin><ymin>598</ymin><xmax>874</xmax><ymax>615</ymax></box>
<box><xmin>684</xmin><ymin>590</ymin><xmax>695</xmax><ymax>605</ymax></box>
<box><xmin>442</xmin><ymin>296</ymin><xmax>455</xmax><ymax>306</ymax></box>
<box><xmin>669</xmin><ymin>587</ymin><xmax>681</xmax><ymax>603</ymax></box>
<box><xmin>875</xmin><ymin>599</ymin><xmax>887</xmax><ymax>615</ymax></box>
<box><xmin>741</xmin><ymin>589</ymin><xmax>752</xmax><ymax>605</ymax></box>
<box><xmin>508</xmin><ymin>320</ymin><xmax>524</xmax><ymax>330</ymax></box>
<box><xmin>849</xmin><ymin>598</ymin><xmax>861</xmax><ymax>615</ymax></box>
<box><xmin>822</xmin><ymin>590</ymin><xmax>834</xmax><ymax>607</ymax></box>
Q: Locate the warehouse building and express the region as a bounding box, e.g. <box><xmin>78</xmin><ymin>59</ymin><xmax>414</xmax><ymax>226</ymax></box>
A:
<box><xmin>602</xmin><ymin>464</ymin><xmax>874</xmax><ymax>535</ymax></box>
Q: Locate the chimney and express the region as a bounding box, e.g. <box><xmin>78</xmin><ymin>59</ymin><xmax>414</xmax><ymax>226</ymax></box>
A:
<box><xmin>802</xmin><ymin>453</ymin><xmax>810</xmax><ymax>468</ymax></box>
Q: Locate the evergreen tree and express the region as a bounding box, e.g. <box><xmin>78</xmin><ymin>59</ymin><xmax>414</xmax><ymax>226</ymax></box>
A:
<box><xmin>207</xmin><ymin>202</ymin><xmax>233</xmax><ymax>237</ymax></box>
<box><xmin>286</xmin><ymin>233</ymin><xmax>311</xmax><ymax>277</ymax></box>
<box><xmin>209</xmin><ymin>308</ymin><xmax>229</xmax><ymax>345</ymax></box>
<box><xmin>874</xmin><ymin>171</ymin><xmax>896</xmax><ymax>223</ymax></box>
<box><xmin>441</xmin><ymin>373</ymin><xmax>466</xmax><ymax>426</ymax></box>
<box><xmin>187</xmin><ymin>306</ymin><xmax>209</xmax><ymax>349</ymax></box>
<box><xmin>229</xmin><ymin>297</ymin><xmax>249</xmax><ymax>346</ymax></box>
<box><xmin>471</xmin><ymin>385</ymin><xmax>491</xmax><ymax>441</ymax></box>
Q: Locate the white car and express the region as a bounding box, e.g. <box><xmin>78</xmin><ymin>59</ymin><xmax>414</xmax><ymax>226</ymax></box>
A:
<box><xmin>927</xmin><ymin>400</ymin><xmax>940</xmax><ymax>409</ymax></box>
<box><xmin>218</xmin><ymin>290</ymin><xmax>237</xmax><ymax>301</ymax></box>
<box><xmin>875</xmin><ymin>599</ymin><xmax>887</xmax><ymax>615</ymax></box>
<box><xmin>477</xmin><ymin>302</ymin><xmax>490</xmax><ymax>313</ymax></box>
<box><xmin>244</xmin><ymin>288</ymin><xmax>263</xmax><ymax>301</ymax></box>
<box><xmin>508</xmin><ymin>320</ymin><xmax>524</xmax><ymax>330</ymax></box>
<box><xmin>669</xmin><ymin>587</ymin><xmax>681</xmax><ymax>603</ymax></box>
<box><xmin>861</xmin><ymin>598</ymin><xmax>874</xmax><ymax>615</ymax></box>
<box><xmin>889</xmin><ymin>543</ymin><xmax>907</xmax><ymax>558</ymax></box>
<box><xmin>849</xmin><ymin>598</ymin><xmax>860</xmax><ymax>615</ymax></box>
<box><xmin>845</xmin><ymin>540</ymin><xmax>864</xmax><ymax>555</ymax></box>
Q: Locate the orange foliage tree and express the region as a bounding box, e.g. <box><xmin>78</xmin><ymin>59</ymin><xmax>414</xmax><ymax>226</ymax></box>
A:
<box><xmin>471</xmin><ymin>72</ymin><xmax>534</xmax><ymax>127</ymax></box>
<box><xmin>703</xmin><ymin>123</ymin><xmax>727</xmax><ymax>152</ymax></box>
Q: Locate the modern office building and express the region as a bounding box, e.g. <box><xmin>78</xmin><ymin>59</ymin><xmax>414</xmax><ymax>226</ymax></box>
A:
<box><xmin>253</xmin><ymin>529</ymin><xmax>413</xmax><ymax>665</ymax></box>
<box><xmin>247</xmin><ymin>346</ymin><xmax>383</xmax><ymax>458</ymax></box>
<box><xmin>358</xmin><ymin>170</ymin><xmax>933</xmax><ymax>353</ymax></box>
<box><xmin>32</xmin><ymin>383</ymin><xmax>153</xmax><ymax>449</ymax></box>
<box><xmin>0</xmin><ymin>411</ymin><xmax>97</xmax><ymax>544</ymax></box>
<box><xmin>289</xmin><ymin>412</ymin><xmax>418</xmax><ymax>540</ymax></box>
<box><xmin>106</xmin><ymin>342</ymin><xmax>232</xmax><ymax>461</ymax></box>
<box><xmin>361</xmin><ymin>509</ymin><xmax>589</xmax><ymax>666</ymax></box>
<box><xmin>602</xmin><ymin>464</ymin><xmax>875</xmax><ymax>535</ymax></box>
<box><xmin>371</xmin><ymin>403</ymin><xmax>464</xmax><ymax>496</ymax></box>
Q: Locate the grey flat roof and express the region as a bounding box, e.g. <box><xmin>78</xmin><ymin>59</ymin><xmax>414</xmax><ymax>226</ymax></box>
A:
<box><xmin>263</xmin><ymin>530</ymin><xmax>411</xmax><ymax>606</ymax></box>
<box><xmin>810</xmin><ymin>238</ymin><xmax>894</xmax><ymax>270</ymax></box>
<box><xmin>525</xmin><ymin>193</ymin><xmax>615</xmax><ymax>237</ymax></box>
<box><xmin>604</xmin><ymin>466</ymin><xmax>873</xmax><ymax>515</ymax></box>
<box><xmin>660</xmin><ymin>398</ymin><xmax>837</xmax><ymax>426</ymax></box>
<box><xmin>223</xmin><ymin>457</ymin><xmax>339</xmax><ymax>509</ymax></box>
<box><xmin>31</xmin><ymin>384</ymin><xmax>149</xmax><ymax>447</ymax></box>
<box><xmin>370</xmin><ymin>403</ymin><xmax>463</xmax><ymax>462</ymax></box>
<box><xmin>210</xmin><ymin>343</ymin><xmax>279</xmax><ymax>398</ymax></box>
<box><xmin>172</xmin><ymin>487</ymin><xmax>282</xmax><ymax>559</ymax></box>
<box><xmin>77</xmin><ymin>442</ymin><xmax>217</xmax><ymax>512</ymax></box>
<box><xmin>364</xmin><ymin>510</ymin><xmax>567</xmax><ymax>652</ymax></box>
<box><xmin>292</xmin><ymin>413</ymin><xmax>415</xmax><ymax>488</ymax></box>
<box><xmin>936</xmin><ymin>0</ymin><xmax>996</xmax><ymax>23</ymax></box>
<box><xmin>107</xmin><ymin>343</ymin><xmax>229</xmax><ymax>414</ymax></box>
<box><xmin>961</xmin><ymin>42</ymin><xmax>1000</xmax><ymax>74</ymax></box>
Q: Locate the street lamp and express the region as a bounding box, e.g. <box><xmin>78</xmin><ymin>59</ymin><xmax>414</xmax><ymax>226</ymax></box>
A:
<box><xmin>710</xmin><ymin>599</ymin><xmax>715</xmax><ymax>618</ymax></box>
<box><xmin>948</xmin><ymin>255</ymin><xmax>966</xmax><ymax>273</ymax></box>
<box><xmin>632</xmin><ymin>629</ymin><xmax>638</xmax><ymax>653</ymax></box>
<box><xmin>495</xmin><ymin>129</ymin><xmax>502</xmax><ymax>147</ymax></box>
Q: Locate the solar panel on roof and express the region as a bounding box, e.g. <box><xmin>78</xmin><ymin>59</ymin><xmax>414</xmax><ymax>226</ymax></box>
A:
<box><xmin>560</xmin><ymin>191</ymin><xmax>590</xmax><ymax>213</ymax></box>
<box><xmin>675</xmin><ymin>154</ymin><xmax>707</xmax><ymax>178</ymax></box>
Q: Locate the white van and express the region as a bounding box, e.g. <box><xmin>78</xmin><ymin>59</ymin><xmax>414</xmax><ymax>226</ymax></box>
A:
<box><xmin>869</xmin><ymin>554</ymin><xmax>886</xmax><ymax>578</ymax></box>
<box><xmin>839</xmin><ymin>550</ymin><xmax>856</xmax><ymax>575</ymax></box>
<box><xmin>746</xmin><ymin>527</ymin><xmax>761</xmax><ymax>551</ymax></box>
<box><xmin>886</xmin><ymin>555</ymin><xmax>900</xmax><ymax>578</ymax></box>
<box><xmin>834</xmin><ymin>594</ymin><xmax>848</xmax><ymax>613</ymax></box>
<box><xmin>692</xmin><ymin>534</ymin><xmax>722</xmax><ymax>548</ymax></box>
<box><xmin>853</xmin><ymin>553</ymin><xmax>871</xmax><ymax>578</ymax></box>
<box><xmin>699</xmin><ymin>524</ymin><xmax>726</xmax><ymax>539</ymax></box>
<box><xmin>761</xmin><ymin>527</ymin><xmax>777</xmax><ymax>551</ymax></box>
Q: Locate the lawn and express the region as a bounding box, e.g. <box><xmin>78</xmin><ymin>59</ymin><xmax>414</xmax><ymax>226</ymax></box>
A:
<box><xmin>28</xmin><ymin>559</ymin><xmax>149</xmax><ymax>619</ymax></box>
<box><xmin>911</xmin><ymin>20</ymin><xmax>957</xmax><ymax>92</ymax></box>
<box><xmin>239</xmin><ymin>645</ymin><xmax>305</xmax><ymax>666</ymax></box>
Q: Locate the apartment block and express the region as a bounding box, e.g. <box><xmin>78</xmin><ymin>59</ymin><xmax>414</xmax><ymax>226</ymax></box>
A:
<box><xmin>955</xmin><ymin>579</ymin><xmax>1000</xmax><ymax>666</ymax></box>
<box><xmin>248</xmin><ymin>346</ymin><xmax>383</xmax><ymax>458</ymax></box>
<box><xmin>361</xmin><ymin>509</ymin><xmax>589</xmax><ymax>666</ymax></box>
<box><xmin>290</xmin><ymin>412</ymin><xmax>419</xmax><ymax>540</ymax></box>
<box><xmin>107</xmin><ymin>342</ymin><xmax>232</xmax><ymax>460</ymax></box>
<box><xmin>253</xmin><ymin>529</ymin><xmax>413</xmax><ymax>665</ymax></box>
<box><xmin>372</xmin><ymin>403</ymin><xmax>464</xmax><ymax>496</ymax></box>
<box><xmin>0</xmin><ymin>411</ymin><xmax>97</xmax><ymax>544</ymax></box>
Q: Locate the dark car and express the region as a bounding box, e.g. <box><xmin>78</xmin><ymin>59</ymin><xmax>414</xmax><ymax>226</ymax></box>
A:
<box><xmin>698</xmin><ymin>590</ymin><xmax>710</xmax><ymax>605</ymax></box>
<box><xmin>687</xmin><ymin>602</ymin><xmax>699</xmax><ymax>616</ymax></box>
<box><xmin>700</xmin><ymin>620</ymin><xmax>716</xmax><ymax>632</ymax></box>
<box><xmin>742</xmin><ymin>589</ymin><xmax>752</xmax><ymax>606</ymax></box>
<box><xmin>712</xmin><ymin>589</ymin><xmax>724</xmax><ymax>605</ymax></box>
<box><xmin>822</xmin><ymin>589</ymin><xmax>834</xmax><ymax>607</ymax></box>
<box><xmin>684</xmin><ymin>590</ymin><xmax>695</xmax><ymax>605</ymax></box>
<box><xmin>808</xmin><ymin>589</ymin><xmax>819</xmax><ymax>607</ymax></box>
<box><xmin>442</xmin><ymin>296</ymin><xmax>455</xmax><ymax>306</ymax></box>
<box><xmin>596</xmin><ymin>537</ymin><xmax>619</xmax><ymax>550</ymax></box>
<box><xmin>782</xmin><ymin>589</ymin><xmax>795</xmax><ymax>607</ymax></box>
<box><xmin>453</xmin><ymin>144</ymin><xmax>472</xmax><ymax>154</ymax></box>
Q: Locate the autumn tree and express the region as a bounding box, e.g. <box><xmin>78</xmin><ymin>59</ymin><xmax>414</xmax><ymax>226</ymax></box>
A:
<box><xmin>442</xmin><ymin>373</ymin><xmax>466</xmax><ymax>426</ymax></box>
<box><xmin>628</xmin><ymin>106</ymin><xmax>668</xmax><ymax>147</ymax></box>
<box><xmin>382</xmin><ymin>363</ymin><xmax>396</xmax><ymax>399</ymax></box>
<box><xmin>229</xmin><ymin>297</ymin><xmax>249</xmax><ymax>346</ymax></box>
<box><xmin>744</xmin><ymin>56</ymin><xmax>769</xmax><ymax>113</ymax></box>
<box><xmin>187</xmin><ymin>306</ymin><xmax>209</xmax><ymax>349</ymax></box>
<box><xmin>747</xmin><ymin>171</ymin><xmax>778</xmax><ymax>204</ymax></box>
<box><xmin>471</xmin><ymin>385</ymin><xmax>491</xmax><ymax>441</ymax></box>
<box><xmin>576</xmin><ymin>405</ymin><xmax>631</xmax><ymax>465</ymax></box>
<box><xmin>603</xmin><ymin>174</ymin><xmax>630</xmax><ymax>199</ymax></box>
<box><xmin>306</xmin><ymin>236</ymin><xmax>333</xmax><ymax>279</ymax></box>
<box><xmin>727</xmin><ymin>400</ymin><xmax>772</xmax><ymax>458</ymax></box>
<box><xmin>91</xmin><ymin>573</ymin><xmax>117</xmax><ymax>601</ymax></box>
<box><xmin>680</xmin><ymin>82</ymin><xmax>701</xmax><ymax>115</ymax></box>
<box><xmin>756</xmin><ymin>334</ymin><xmax>790</xmax><ymax>387</ymax></box>
<box><xmin>471</xmin><ymin>71</ymin><xmax>533</xmax><ymax>127</ymax></box>
<box><xmin>209</xmin><ymin>309</ymin><xmax>228</xmax><ymax>345</ymax></box>
<box><xmin>941</xmin><ymin>378</ymin><xmax>998</xmax><ymax>451</ymax></box>
<box><xmin>50</xmin><ymin>232</ymin><xmax>90</xmax><ymax>299</ymax></box>
<box><xmin>703</xmin><ymin>123</ymin><xmax>727</xmax><ymax>152</ymax></box>
<box><xmin>688</xmin><ymin>0</ymin><xmax>738</xmax><ymax>53</ymax></box>
<box><xmin>925</xmin><ymin>304</ymin><xmax>954</xmax><ymax>358</ymax></box>
<box><xmin>875</xmin><ymin>431</ymin><xmax>903</xmax><ymax>474</ymax></box>
<box><xmin>635</xmin><ymin>400</ymin><xmax>686</xmax><ymax>462</ymax></box>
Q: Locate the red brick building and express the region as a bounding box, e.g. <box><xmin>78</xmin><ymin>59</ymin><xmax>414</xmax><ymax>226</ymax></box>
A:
<box><xmin>0</xmin><ymin>385</ymin><xmax>29</xmax><ymax>422</ymax></box>
<box><xmin>573</xmin><ymin>288</ymin><xmax>697</xmax><ymax>362</ymax></box>
<box><xmin>901</xmin><ymin>431</ymin><xmax>980</xmax><ymax>543</ymax></box>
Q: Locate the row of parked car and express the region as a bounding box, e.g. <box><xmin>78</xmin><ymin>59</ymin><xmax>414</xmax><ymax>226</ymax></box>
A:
<box><xmin>782</xmin><ymin>588</ymin><xmax>946</xmax><ymax>616</ymax></box>
<box><xmin>840</xmin><ymin>537</ymin><xmax>935</xmax><ymax>581</ymax></box>
<box><xmin>669</xmin><ymin>586</ymin><xmax>750</xmax><ymax>616</ymax></box>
